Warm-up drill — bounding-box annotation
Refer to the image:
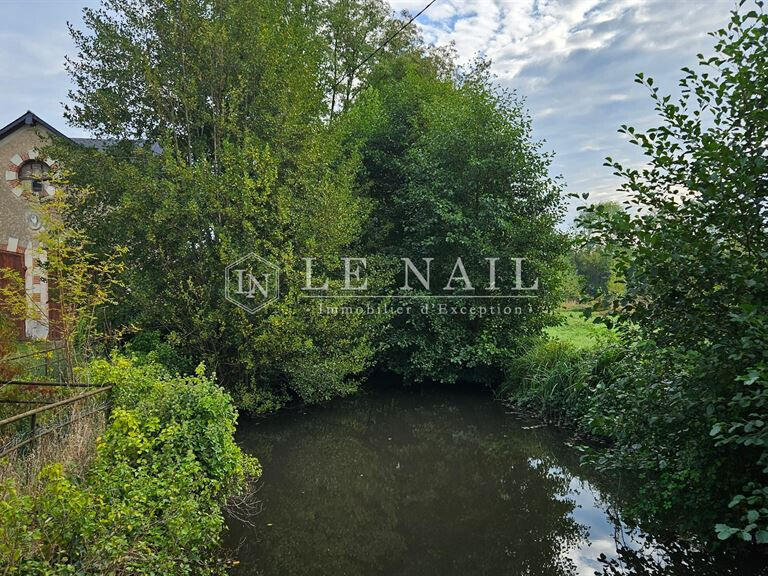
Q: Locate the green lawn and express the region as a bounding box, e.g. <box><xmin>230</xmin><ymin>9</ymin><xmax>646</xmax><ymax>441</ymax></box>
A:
<box><xmin>545</xmin><ymin>309</ymin><xmax>616</xmax><ymax>349</ymax></box>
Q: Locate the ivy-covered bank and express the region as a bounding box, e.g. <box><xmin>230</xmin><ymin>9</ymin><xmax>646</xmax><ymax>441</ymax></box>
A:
<box><xmin>0</xmin><ymin>355</ymin><xmax>259</xmax><ymax>575</ymax></box>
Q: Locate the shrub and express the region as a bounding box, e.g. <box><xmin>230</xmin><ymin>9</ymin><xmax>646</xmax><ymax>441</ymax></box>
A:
<box><xmin>581</xmin><ymin>340</ymin><xmax>742</xmax><ymax>535</ymax></box>
<box><xmin>583</xmin><ymin>5</ymin><xmax>768</xmax><ymax>542</ymax></box>
<box><xmin>501</xmin><ymin>338</ymin><xmax>621</xmax><ymax>427</ymax></box>
<box><xmin>503</xmin><ymin>333</ymin><xmax>766</xmax><ymax>542</ymax></box>
<box><xmin>0</xmin><ymin>355</ymin><xmax>260</xmax><ymax>575</ymax></box>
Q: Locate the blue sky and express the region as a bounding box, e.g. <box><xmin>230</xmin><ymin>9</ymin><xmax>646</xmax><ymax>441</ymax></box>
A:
<box><xmin>0</xmin><ymin>0</ymin><xmax>739</xmax><ymax>224</ymax></box>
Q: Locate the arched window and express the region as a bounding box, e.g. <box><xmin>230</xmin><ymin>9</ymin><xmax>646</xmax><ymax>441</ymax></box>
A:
<box><xmin>18</xmin><ymin>160</ymin><xmax>50</xmax><ymax>196</ymax></box>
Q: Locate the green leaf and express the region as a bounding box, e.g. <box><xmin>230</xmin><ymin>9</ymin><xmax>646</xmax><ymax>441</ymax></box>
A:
<box><xmin>715</xmin><ymin>524</ymin><xmax>739</xmax><ymax>540</ymax></box>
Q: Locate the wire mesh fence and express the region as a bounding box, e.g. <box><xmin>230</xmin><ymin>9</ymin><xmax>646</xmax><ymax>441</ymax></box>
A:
<box><xmin>0</xmin><ymin>386</ymin><xmax>112</xmax><ymax>459</ymax></box>
<box><xmin>0</xmin><ymin>345</ymin><xmax>112</xmax><ymax>459</ymax></box>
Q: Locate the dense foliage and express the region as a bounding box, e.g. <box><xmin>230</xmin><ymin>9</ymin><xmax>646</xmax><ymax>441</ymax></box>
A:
<box><xmin>0</xmin><ymin>355</ymin><xmax>259</xmax><ymax>574</ymax></box>
<box><xmin>55</xmin><ymin>0</ymin><xmax>390</xmax><ymax>412</ymax></box>
<box><xmin>588</xmin><ymin>5</ymin><xmax>768</xmax><ymax>542</ymax></box>
<box><xmin>342</xmin><ymin>57</ymin><xmax>568</xmax><ymax>382</ymax></box>
<box><xmin>54</xmin><ymin>0</ymin><xmax>568</xmax><ymax>405</ymax></box>
<box><xmin>11</xmin><ymin>0</ymin><xmax>765</xmax><ymax>565</ymax></box>
<box><xmin>508</xmin><ymin>5</ymin><xmax>768</xmax><ymax>545</ymax></box>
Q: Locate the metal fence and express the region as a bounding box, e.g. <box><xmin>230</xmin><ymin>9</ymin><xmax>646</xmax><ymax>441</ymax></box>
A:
<box><xmin>0</xmin><ymin>344</ymin><xmax>69</xmax><ymax>384</ymax></box>
<box><xmin>0</xmin><ymin>385</ymin><xmax>112</xmax><ymax>458</ymax></box>
<box><xmin>0</xmin><ymin>346</ymin><xmax>112</xmax><ymax>458</ymax></box>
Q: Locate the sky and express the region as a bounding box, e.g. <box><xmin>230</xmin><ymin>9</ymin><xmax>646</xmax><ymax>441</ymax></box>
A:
<box><xmin>0</xmin><ymin>0</ymin><xmax>740</xmax><ymax>225</ymax></box>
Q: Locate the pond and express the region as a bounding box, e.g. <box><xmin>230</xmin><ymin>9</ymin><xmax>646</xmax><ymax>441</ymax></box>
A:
<box><xmin>225</xmin><ymin>383</ymin><xmax>765</xmax><ymax>576</ymax></box>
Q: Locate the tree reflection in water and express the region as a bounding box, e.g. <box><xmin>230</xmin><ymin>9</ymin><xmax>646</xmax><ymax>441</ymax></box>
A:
<box><xmin>225</xmin><ymin>385</ymin><xmax>764</xmax><ymax>576</ymax></box>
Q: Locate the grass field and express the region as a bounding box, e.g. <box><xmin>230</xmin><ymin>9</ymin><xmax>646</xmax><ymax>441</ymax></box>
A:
<box><xmin>545</xmin><ymin>309</ymin><xmax>616</xmax><ymax>349</ymax></box>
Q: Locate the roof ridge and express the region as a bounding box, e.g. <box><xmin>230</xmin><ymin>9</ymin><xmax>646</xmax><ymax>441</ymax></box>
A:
<box><xmin>0</xmin><ymin>110</ymin><xmax>70</xmax><ymax>141</ymax></box>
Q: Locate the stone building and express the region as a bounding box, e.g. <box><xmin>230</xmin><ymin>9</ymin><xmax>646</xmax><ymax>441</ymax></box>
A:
<box><xmin>0</xmin><ymin>111</ymin><xmax>93</xmax><ymax>340</ymax></box>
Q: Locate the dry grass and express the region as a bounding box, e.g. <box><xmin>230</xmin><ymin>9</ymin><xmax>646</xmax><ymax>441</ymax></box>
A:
<box><xmin>0</xmin><ymin>402</ymin><xmax>106</xmax><ymax>494</ymax></box>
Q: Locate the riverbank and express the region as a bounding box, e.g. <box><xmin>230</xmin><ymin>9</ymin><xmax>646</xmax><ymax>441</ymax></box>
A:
<box><xmin>501</xmin><ymin>308</ymin><xmax>768</xmax><ymax>551</ymax></box>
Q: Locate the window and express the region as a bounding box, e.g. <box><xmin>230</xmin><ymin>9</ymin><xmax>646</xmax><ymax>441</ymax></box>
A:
<box><xmin>18</xmin><ymin>160</ymin><xmax>50</xmax><ymax>196</ymax></box>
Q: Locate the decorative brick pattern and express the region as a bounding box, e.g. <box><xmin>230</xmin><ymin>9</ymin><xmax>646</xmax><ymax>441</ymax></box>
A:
<box><xmin>6</xmin><ymin>154</ymin><xmax>22</xmax><ymax>196</ymax></box>
<box><xmin>2</xmin><ymin>122</ymin><xmax>56</xmax><ymax>340</ymax></box>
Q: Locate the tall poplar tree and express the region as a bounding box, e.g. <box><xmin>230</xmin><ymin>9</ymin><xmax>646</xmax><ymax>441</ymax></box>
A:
<box><xmin>57</xmin><ymin>0</ymin><xmax>383</xmax><ymax>411</ymax></box>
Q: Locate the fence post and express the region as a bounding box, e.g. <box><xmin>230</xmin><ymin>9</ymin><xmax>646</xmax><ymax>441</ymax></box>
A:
<box><xmin>106</xmin><ymin>385</ymin><xmax>113</xmax><ymax>421</ymax></box>
<box><xmin>29</xmin><ymin>412</ymin><xmax>37</xmax><ymax>450</ymax></box>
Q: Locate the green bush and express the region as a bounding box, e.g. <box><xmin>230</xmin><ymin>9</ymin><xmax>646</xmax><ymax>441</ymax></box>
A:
<box><xmin>580</xmin><ymin>340</ymin><xmax>744</xmax><ymax>535</ymax></box>
<box><xmin>344</xmin><ymin>55</ymin><xmax>568</xmax><ymax>384</ymax></box>
<box><xmin>0</xmin><ymin>355</ymin><xmax>260</xmax><ymax>575</ymax></box>
<box><xmin>503</xmin><ymin>333</ymin><xmax>766</xmax><ymax>543</ymax></box>
<box><xmin>581</xmin><ymin>5</ymin><xmax>768</xmax><ymax>543</ymax></box>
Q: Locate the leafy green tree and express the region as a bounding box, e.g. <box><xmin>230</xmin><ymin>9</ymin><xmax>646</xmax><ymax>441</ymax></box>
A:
<box><xmin>343</xmin><ymin>54</ymin><xmax>568</xmax><ymax>383</ymax></box>
<box><xmin>321</xmin><ymin>0</ymin><xmax>389</xmax><ymax>116</ymax></box>
<box><xmin>586</xmin><ymin>4</ymin><xmax>768</xmax><ymax>542</ymax></box>
<box><xmin>571</xmin><ymin>201</ymin><xmax>624</xmax><ymax>303</ymax></box>
<box><xmin>66</xmin><ymin>0</ymin><xmax>329</xmax><ymax>166</ymax></box>
<box><xmin>558</xmin><ymin>254</ymin><xmax>583</xmax><ymax>302</ymax></box>
<box><xmin>575</xmin><ymin>200</ymin><xmax>623</xmax><ymax>236</ymax></box>
<box><xmin>57</xmin><ymin>0</ymin><xmax>386</xmax><ymax>412</ymax></box>
<box><xmin>571</xmin><ymin>246</ymin><xmax>612</xmax><ymax>300</ymax></box>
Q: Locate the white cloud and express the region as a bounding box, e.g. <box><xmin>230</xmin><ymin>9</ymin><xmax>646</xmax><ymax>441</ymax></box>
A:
<box><xmin>401</xmin><ymin>0</ymin><xmax>740</xmax><ymax>224</ymax></box>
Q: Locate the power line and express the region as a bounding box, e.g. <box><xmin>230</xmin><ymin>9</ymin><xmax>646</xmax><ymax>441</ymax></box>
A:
<box><xmin>333</xmin><ymin>0</ymin><xmax>439</xmax><ymax>91</ymax></box>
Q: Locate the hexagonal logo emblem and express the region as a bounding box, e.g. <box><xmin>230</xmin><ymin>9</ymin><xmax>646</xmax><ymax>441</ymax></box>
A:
<box><xmin>225</xmin><ymin>253</ymin><xmax>280</xmax><ymax>313</ymax></box>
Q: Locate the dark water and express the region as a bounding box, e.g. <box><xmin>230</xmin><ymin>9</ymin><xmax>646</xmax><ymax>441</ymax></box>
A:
<box><xmin>225</xmin><ymin>385</ymin><xmax>765</xmax><ymax>576</ymax></box>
